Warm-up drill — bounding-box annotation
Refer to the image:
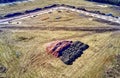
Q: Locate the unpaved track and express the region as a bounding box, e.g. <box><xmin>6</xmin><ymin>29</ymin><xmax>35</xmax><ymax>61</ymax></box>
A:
<box><xmin>0</xmin><ymin>6</ymin><xmax>120</xmax><ymax>24</ymax></box>
<box><xmin>0</xmin><ymin>26</ymin><xmax>120</xmax><ymax>32</ymax></box>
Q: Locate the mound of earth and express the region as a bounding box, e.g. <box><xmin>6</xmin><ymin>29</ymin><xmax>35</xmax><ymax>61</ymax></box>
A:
<box><xmin>46</xmin><ymin>40</ymin><xmax>89</xmax><ymax>65</ymax></box>
<box><xmin>0</xmin><ymin>0</ymin><xmax>25</xmax><ymax>3</ymax></box>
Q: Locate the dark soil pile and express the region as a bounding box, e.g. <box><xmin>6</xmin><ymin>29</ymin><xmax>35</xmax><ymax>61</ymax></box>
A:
<box><xmin>60</xmin><ymin>41</ymin><xmax>89</xmax><ymax>65</ymax></box>
<box><xmin>0</xmin><ymin>0</ymin><xmax>24</xmax><ymax>3</ymax></box>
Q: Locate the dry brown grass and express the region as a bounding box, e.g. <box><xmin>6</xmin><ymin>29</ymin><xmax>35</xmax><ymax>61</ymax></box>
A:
<box><xmin>0</xmin><ymin>29</ymin><xmax>119</xmax><ymax>78</ymax></box>
<box><xmin>0</xmin><ymin>0</ymin><xmax>120</xmax><ymax>16</ymax></box>
<box><xmin>0</xmin><ymin>1</ymin><xmax>120</xmax><ymax>78</ymax></box>
<box><xmin>9</xmin><ymin>10</ymin><xmax>111</xmax><ymax>27</ymax></box>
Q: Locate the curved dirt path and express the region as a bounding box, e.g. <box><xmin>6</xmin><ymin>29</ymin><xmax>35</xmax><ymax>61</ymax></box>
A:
<box><xmin>0</xmin><ymin>6</ymin><xmax>120</xmax><ymax>24</ymax></box>
<box><xmin>0</xmin><ymin>26</ymin><xmax>120</xmax><ymax>32</ymax></box>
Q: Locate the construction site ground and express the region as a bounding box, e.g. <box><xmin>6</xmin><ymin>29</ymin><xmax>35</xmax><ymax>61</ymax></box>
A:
<box><xmin>0</xmin><ymin>7</ymin><xmax>120</xmax><ymax>78</ymax></box>
<box><xmin>0</xmin><ymin>28</ymin><xmax>120</xmax><ymax>78</ymax></box>
<box><xmin>0</xmin><ymin>0</ymin><xmax>120</xmax><ymax>17</ymax></box>
<box><xmin>3</xmin><ymin>10</ymin><xmax>118</xmax><ymax>27</ymax></box>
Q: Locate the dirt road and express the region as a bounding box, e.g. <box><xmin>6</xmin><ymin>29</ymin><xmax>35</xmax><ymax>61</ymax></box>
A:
<box><xmin>0</xmin><ymin>5</ymin><xmax>120</xmax><ymax>24</ymax></box>
<box><xmin>0</xmin><ymin>26</ymin><xmax>120</xmax><ymax>32</ymax></box>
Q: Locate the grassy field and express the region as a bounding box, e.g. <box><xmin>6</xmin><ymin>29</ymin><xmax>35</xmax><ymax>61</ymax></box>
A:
<box><xmin>0</xmin><ymin>29</ymin><xmax>120</xmax><ymax>78</ymax></box>
<box><xmin>0</xmin><ymin>0</ymin><xmax>120</xmax><ymax>16</ymax></box>
<box><xmin>0</xmin><ymin>0</ymin><xmax>120</xmax><ymax>78</ymax></box>
<box><xmin>8</xmin><ymin>10</ymin><xmax>113</xmax><ymax>27</ymax></box>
